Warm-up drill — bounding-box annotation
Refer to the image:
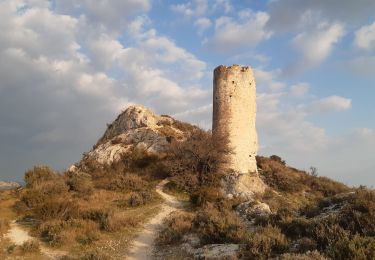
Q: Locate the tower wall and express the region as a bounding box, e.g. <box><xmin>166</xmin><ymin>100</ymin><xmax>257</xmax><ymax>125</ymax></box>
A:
<box><xmin>213</xmin><ymin>65</ymin><xmax>258</xmax><ymax>174</ymax></box>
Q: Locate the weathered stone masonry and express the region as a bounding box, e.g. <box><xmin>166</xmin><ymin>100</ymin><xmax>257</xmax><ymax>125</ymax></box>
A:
<box><xmin>213</xmin><ymin>65</ymin><xmax>265</xmax><ymax>196</ymax></box>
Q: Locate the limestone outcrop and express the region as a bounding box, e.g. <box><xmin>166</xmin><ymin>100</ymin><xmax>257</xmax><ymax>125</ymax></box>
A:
<box><xmin>0</xmin><ymin>181</ymin><xmax>20</xmax><ymax>190</ymax></box>
<box><xmin>72</xmin><ymin>105</ymin><xmax>189</xmax><ymax>170</ymax></box>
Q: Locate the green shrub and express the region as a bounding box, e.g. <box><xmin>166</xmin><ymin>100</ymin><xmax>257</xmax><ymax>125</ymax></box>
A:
<box><xmin>245</xmin><ymin>225</ymin><xmax>289</xmax><ymax>259</ymax></box>
<box><xmin>326</xmin><ymin>235</ymin><xmax>375</xmax><ymax>260</ymax></box>
<box><xmin>338</xmin><ymin>188</ymin><xmax>375</xmax><ymax>236</ymax></box>
<box><xmin>295</xmin><ymin>237</ymin><xmax>317</xmax><ymax>253</ymax></box>
<box><xmin>190</xmin><ymin>186</ymin><xmax>223</xmax><ymax>207</ymax></box>
<box><xmin>82</xmin><ymin>208</ymin><xmax>124</xmax><ymax>232</ymax></box>
<box><xmin>279</xmin><ymin>250</ymin><xmax>327</xmax><ymax>260</ymax></box>
<box><xmin>37</xmin><ymin>219</ymin><xmax>66</xmax><ymax>246</ymax></box>
<box><xmin>157</xmin><ymin>212</ymin><xmax>194</xmax><ymax>245</ymax></box>
<box><xmin>164</xmin><ymin>129</ymin><xmax>230</xmax><ymax>192</ymax></box>
<box><xmin>66</xmin><ymin>172</ymin><xmax>94</xmax><ymax>195</ymax></box>
<box><xmin>21</xmin><ymin>178</ymin><xmax>69</xmax><ymax>208</ymax></box>
<box><xmin>81</xmin><ymin>249</ymin><xmax>110</xmax><ymax>260</ymax></box>
<box><xmin>127</xmin><ymin>191</ymin><xmax>152</xmax><ymax>207</ymax></box>
<box><xmin>24</xmin><ymin>165</ymin><xmax>57</xmax><ymax>187</ymax></box>
<box><xmin>311</xmin><ymin>219</ymin><xmax>349</xmax><ymax>251</ymax></box>
<box><xmin>193</xmin><ymin>203</ymin><xmax>246</xmax><ymax>244</ymax></box>
<box><xmin>106</xmin><ymin>174</ymin><xmax>148</xmax><ymax>192</ymax></box>
<box><xmin>281</xmin><ymin>217</ymin><xmax>312</xmax><ymax>239</ymax></box>
<box><xmin>257</xmin><ymin>156</ymin><xmax>349</xmax><ymax>196</ymax></box>
<box><xmin>76</xmin><ymin>229</ymin><xmax>100</xmax><ymax>245</ymax></box>
<box><xmin>20</xmin><ymin>240</ymin><xmax>40</xmax><ymax>253</ymax></box>
<box><xmin>0</xmin><ymin>218</ymin><xmax>9</xmax><ymax>235</ymax></box>
<box><xmin>33</xmin><ymin>197</ymin><xmax>80</xmax><ymax>220</ymax></box>
<box><xmin>270</xmin><ymin>155</ymin><xmax>286</xmax><ymax>165</ymax></box>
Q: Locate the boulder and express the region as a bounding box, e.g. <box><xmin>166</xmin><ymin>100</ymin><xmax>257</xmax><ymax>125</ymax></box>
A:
<box><xmin>75</xmin><ymin>105</ymin><xmax>187</xmax><ymax>168</ymax></box>
<box><xmin>236</xmin><ymin>201</ymin><xmax>271</xmax><ymax>220</ymax></box>
<box><xmin>194</xmin><ymin>244</ymin><xmax>240</xmax><ymax>260</ymax></box>
<box><xmin>0</xmin><ymin>181</ymin><xmax>21</xmax><ymax>190</ymax></box>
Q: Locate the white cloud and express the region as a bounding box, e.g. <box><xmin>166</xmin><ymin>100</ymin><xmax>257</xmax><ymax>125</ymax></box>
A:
<box><xmin>354</xmin><ymin>21</ymin><xmax>375</xmax><ymax>50</ymax></box>
<box><xmin>88</xmin><ymin>35</ymin><xmax>124</xmax><ymax>70</ymax></box>
<box><xmin>267</xmin><ymin>0</ymin><xmax>375</xmax><ymax>32</ymax></box>
<box><xmin>0</xmin><ymin>1</ymin><xmax>211</xmax><ymax>182</ymax></box>
<box><xmin>55</xmin><ymin>0</ymin><xmax>151</xmax><ymax>31</ymax></box>
<box><xmin>208</xmin><ymin>10</ymin><xmax>272</xmax><ymax>52</ymax></box>
<box><xmin>252</xmin><ymin>67</ymin><xmax>330</xmax><ymax>153</ymax></box>
<box><xmin>213</xmin><ymin>0</ymin><xmax>233</xmax><ymax>13</ymax></box>
<box><xmin>170</xmin><ymin>0</ymin><xmax>208</xmax><ymax>18</ymax></box>
<box><xmin>286</xmin><ymin>22</ymin><xmax>345</xmax><ymax>74</ymax></box>
<box><xmin>194</xmin><ymin>17</ymin><xmax>212</xmax><ymax>35</ymax></box>
<box><xmin>290</xmin><ymin>83</ymin><xmax>309</xmax><ymax>97</ymax></box>
<box><xmin>253</xmin><ymin>68</ymin><xmax>285</xmax><ymax>91</ymax></box>
<box><xmin>307</xmin><ymin>95</ymin><xmax>352</xmax><ymax>113</ymax></box>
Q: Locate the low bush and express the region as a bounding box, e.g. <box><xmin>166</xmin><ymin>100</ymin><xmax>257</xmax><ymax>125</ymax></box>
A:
<box><xmin>326</xmin><ymin>234</ymin><xmax>375</xmax><ymax>260</ymax></box>
<box><xmin>33</xmin><ymin>197</ymin><xmax>80</xmax><ymax>221</ymax></box>
<box><xmin>190</xmin><ymin>186</ymin><xmax>223</xmax><ymax>207</ymax></box>
<box><xmin>37</xmin><ymin>219</ymin><xmax>67</xmax><ymax>246</ymax></box>
<box><xmin>127</xmin><ymin>191</ymin><xmax>152</xmax><ymax>207</ymax></box>
<box><xmin>21</xmin><ymin>178</ymin><xmax>69</xmax><ymax>208</ymax></box>
<box><xmin>193</xmin><ymin>203</ymin><xmax>246</xmax><ymax>244</ymax></box>
<box><xmin>257</xmin><ymin>156</ymin><xmax>349</xmax><ymax>196</ymax></box>
<box><xmin>81</xmin><ymin>249</ymin><xmax>110</xmax><ymax>260</ymax></box>
<box><xmin>82</xmin><ymin>208</ymin><xmax>125</xmax><ymax>232</ymax></box>
<box><xmin>164</xmin><ymin>129</ymin><xmax>229</xmax><ymax>193</ymax></box>
<box><xmin>0</xmin><ymin>218</ymin><xmax>9</xmax><ymax>235</ymax></box>
<box><xmin>338</xmin><ymin>188</ymin><xmax>375</xmax><ymax>236</ymax></box>
<box><xmin>66</xmin><ymin>172</ymin><xmax>94</xmax><ymax>195</ymax></box>
<box><xmin>157</xmin><ymin>212</ymin><xmax>194</xmax><ymax>245</ymax></box>
<box><xmin>37</xmin><ymin>219</ymin><xmax>100</xmax><ymax>247</ymax></box>
<box><xmin>24</xmin><ymin>165</ymin><xmax>57</xmax><ymax>187</ymax></box>
<box><xmin>295</xmin><ymin>237</ymin><xmax>317</xmax><ymax>253</ymax></box>
<box><xmin>76</xmin><ymin>229</ymin><xmax>100</xmax><ymax>245</ymax></box>
<box><xmin>279</xmin><ymin>250</ymin><xmax>327</xmax><ymax>260</ymax></box>
<box><xmin>104</xmin><ymin>174</ymin><xmax>148</xmax><ymax>193</ymax></box>
<box><xmin>245</xmin><ymin>225</ymin><xmax>289</xmax><ymax>259</ymax></box>
<box><xmin>20</xmin><ymin>240</ymin><xmax>40</xmax><ymax>253</ymax></box>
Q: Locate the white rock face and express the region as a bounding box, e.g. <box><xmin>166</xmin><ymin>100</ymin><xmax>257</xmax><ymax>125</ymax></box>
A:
<box><xmin>75</xmin><ymin>105</ymin><xmax>185</xmax><ymax>168</ymax></box>
<box><xmin>193</xmin><ymin>244</ymin><xmax>240</xmax><ymax>260</ymax></box>
<box><xmin>237</xmin><ymin>201</ymin><xmax>271</xmax><ymax>219</ymax></box>
<box><xmin>97</xmin><ymin>105</ymin><xmax>174</xmax><ymax>144</ymax></box>
<box><xmin>0</xmin><ymin>181</ymin><xmax>20</xmax><ymax>190</ymax></box>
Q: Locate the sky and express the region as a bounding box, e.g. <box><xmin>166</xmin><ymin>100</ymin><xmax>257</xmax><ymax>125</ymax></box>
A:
<box><xmin>0</xmin><ymin>0</ymin><xmax>374</xmax><ymax>187</ymax></box>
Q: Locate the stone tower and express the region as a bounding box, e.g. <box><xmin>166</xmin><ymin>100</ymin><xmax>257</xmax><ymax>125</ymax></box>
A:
<box><xmin>213</xmin><ymin>65</ymin><xmax>265</xmax><ymax>197</ymax></box>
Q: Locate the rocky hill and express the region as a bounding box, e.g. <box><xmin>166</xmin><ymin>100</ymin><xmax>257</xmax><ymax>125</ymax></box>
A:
<box><xmin>1</xmin><ymin>105</ymin><xmax>374</xmax><ymax>260</ymax></box>
<box><xmin>70</xmin><ymin>105</ymin><xmax>196</xmax><ymax>171</ymax></box>
<box><xmin>0</xmin><ymin>181</ymin><xmax>20</xmax><ymax>190</ymax></box>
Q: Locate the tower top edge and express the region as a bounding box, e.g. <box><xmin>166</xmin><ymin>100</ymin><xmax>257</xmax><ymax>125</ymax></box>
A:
<box><xmin>214</xmin><ymin>64</ymin><xmax>253</xmax><ymax>73</ymax></box>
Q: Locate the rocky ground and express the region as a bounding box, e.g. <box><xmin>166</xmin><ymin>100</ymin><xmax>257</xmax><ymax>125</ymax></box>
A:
<box><xmin>0</xmin><ymin>182</ymin><xmax>20</xmax><ymax>191</ymax></box>
<box><xmin>1</xmin><ymin>105</ymin><xmax>374</xmax><ymax>259</ymax></box>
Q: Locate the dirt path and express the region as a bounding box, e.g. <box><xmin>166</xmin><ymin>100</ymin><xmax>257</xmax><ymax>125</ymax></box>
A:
<box><xmin>5</xmin><ymin>220</ymin><xmax>67</xmax><ymax>259</ymax></box>
<box><xmin>5</xmin><ymin>221</ymin><xmax>31</xmax><ymax>246</ymax></box>
<box><xmin>126</xmin><ymin>179</ymin><xmax>184</xmax><ymax>260</ymax></box>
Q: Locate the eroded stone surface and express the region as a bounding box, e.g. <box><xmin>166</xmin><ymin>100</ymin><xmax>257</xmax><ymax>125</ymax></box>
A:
<box><xmin>0</xmin><ymin>181</ymin><xmax>20</xmax><ymax>190</ymax></box>
<box><xmin>213</xmin><ymin>65</ymin><xmax>266</xmax><ymax>197</ymax></box>
<box><xmin>72</xmin><ymin>105</ymin><xmax>184</xmax><ymax>168</ymax></box>
<box><xmin>194</xmin><ymin>244</ymin><xmax>240</xmax><ymax>260</ymax></box>
<box><xmin>236</xmin><ymin>200</ymin><xmax>271</xmax><ymax>220</ymax></box>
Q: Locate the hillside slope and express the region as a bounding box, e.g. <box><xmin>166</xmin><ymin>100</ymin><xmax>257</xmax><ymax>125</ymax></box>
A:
<box><xmin>0</xmin><ymin>105</ymin><xmax>374</xmax><ymax>260</ymax></box>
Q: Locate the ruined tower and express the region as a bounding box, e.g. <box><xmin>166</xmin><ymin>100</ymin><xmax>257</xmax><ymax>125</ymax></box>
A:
<box><xmin>213</xmin><ymin>65</ymin><xmax>265</xmax><ymax>197</ymax></box>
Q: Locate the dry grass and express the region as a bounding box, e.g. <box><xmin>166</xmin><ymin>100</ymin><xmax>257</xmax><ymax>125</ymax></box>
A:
<box><xmin>7</xmin><ymin>156</ymin><xmax>165</xmax><ymax>259</ymax></box>
<box><xmin>162</xmin><ymin>182</ymin><xmax>190</xmax><ymax>202</ymax></box>
<box><xmin>157</xmin><ymin>212</ymin><xmax>194</xmax><ymax>245</ymax></box>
